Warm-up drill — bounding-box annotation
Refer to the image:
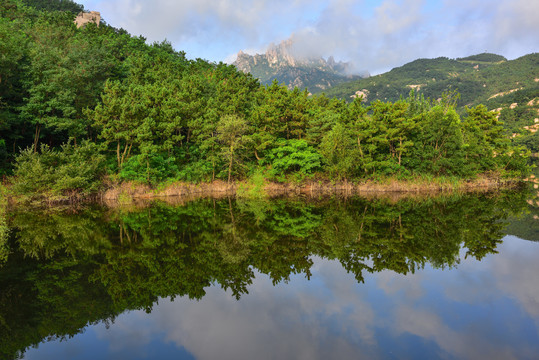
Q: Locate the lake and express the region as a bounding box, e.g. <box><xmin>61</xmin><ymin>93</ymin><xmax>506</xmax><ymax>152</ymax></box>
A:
<box><xmin>1</xmin><ymin>189</ymin><xmax>538</xmax><ymax>359</ymax></box>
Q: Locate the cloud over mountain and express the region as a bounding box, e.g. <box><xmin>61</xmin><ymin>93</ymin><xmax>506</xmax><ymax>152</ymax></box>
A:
<box><xmin>82</xmin><ymin>0</ymin><xmax>539</xmax><ymax>74</ymax></box>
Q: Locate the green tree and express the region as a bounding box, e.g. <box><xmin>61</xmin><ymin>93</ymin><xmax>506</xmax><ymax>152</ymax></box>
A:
<box><xmin>463</xmin><ymin>104</ymin><xmax>511</xmax><ymax>172</ymax></box>
<box><xmin>21</xmin><ymin>0</ymin><xmax>84</xmax><ymax>14</ymax></box>
<box><xmin>369</xmin><ymin>100</ymin><xmax>415</xmax><ymax>169</ymax></box>
<box><xmin>20</xmin><ymin>16</ymin><xmax>115</xmax><ymax>149</ymax></box>
<box><xmin>268</xmin><ymin>139</ymin><xmax>322</xmax><ymax>180</ymax></box>
<box><xmin>217</xmin><ymin>115</ymin><xmax>248</xmax><ymax>183</ymax></box>
<box><xmin>88</xmin><ymin>80</ymin><xmax>143</xmax><ymax>170</ymax></box>
<box><xmin>320</xmin><ymin>123</ymin><xmax>357</xmax><ymax>178</ymax></box>
<box><xmin>411</xmin><ymin>106</ymin><xmax>466</xmax><ymax>175</ymax></box>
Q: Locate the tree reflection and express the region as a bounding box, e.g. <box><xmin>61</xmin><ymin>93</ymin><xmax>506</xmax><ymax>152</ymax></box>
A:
<box><xmin>0</xmin><ymin>189</ymin><xmax>530</xmax><ymax>359</ymax></box>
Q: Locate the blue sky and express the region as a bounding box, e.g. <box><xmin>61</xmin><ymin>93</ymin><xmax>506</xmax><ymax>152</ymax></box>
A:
<box><xmin>77</xmin><ymin>0</ymin><xmax>539</xmax><ymax>74</ymax></box>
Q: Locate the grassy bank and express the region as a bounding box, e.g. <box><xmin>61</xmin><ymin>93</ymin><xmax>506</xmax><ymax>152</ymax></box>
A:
<box><xmin>2</xmin><ymin>173</ymin><xmax>527</xmax><ymax>207</ymax></box>
<box><xmin>98</xmin><ymin>174</ymin><xmax>522</xmax><ymax>204</ymax></box>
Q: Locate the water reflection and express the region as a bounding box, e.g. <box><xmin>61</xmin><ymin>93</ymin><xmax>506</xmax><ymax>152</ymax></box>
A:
<box><xmin>1</xmin><ymin>189</ymin><xmax>538</xmax><ymax>359</ymax></box>
<box><xmin>22</xmin><ymin>239</ymin><xmax>539</xmax><ymax>360</ymax></box>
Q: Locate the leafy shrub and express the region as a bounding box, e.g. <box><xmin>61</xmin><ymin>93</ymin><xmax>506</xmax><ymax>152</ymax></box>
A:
<box><xmin>13</xmin><ymin>141</ymin><xmax>105</xmax><ymax>196</ymax></box>
<box><xmin>174</xmin><ymin>146</ymin><xmax>220</xmax><ymax>182</ymax></box>
<box><xmin>267</xmin><ymin>139</ymin><xmax>322</xmax><ymax>180</ymax></box>
<box><xmin>236</xmin><ymin>169</ymin><xmax>267</xmax><ymax>198</ymax></box>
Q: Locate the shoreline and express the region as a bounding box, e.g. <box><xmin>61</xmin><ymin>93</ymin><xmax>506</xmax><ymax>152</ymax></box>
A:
<box><xmin>101</xmin><ymin>176</ymin><xmax>523</xmax><ymax>202</ymax></box>
<box><xmin>3</xmin><ymin>175</ymin><xmax>528</xmax><ymax>207</ymax></box>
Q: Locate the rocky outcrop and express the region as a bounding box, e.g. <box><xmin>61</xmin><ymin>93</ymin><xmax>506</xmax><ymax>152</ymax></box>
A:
<box><xmin>233</xmin><ymin>39</ymin><xmax>362</xmax><ymax>92</ymax></box>
<box><xmin>234</xmin><ymin>39</ymin><xmax>350</xmax><ymax>75</ymax></box>
<box><xmin>75</xmin><ymin>11</ymin><xmax>100</xmax><ymax>28</ymax></box>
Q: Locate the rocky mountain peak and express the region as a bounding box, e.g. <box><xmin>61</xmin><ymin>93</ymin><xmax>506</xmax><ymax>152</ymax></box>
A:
<box><xmin>233</xmin><ymin>39</ymin><xmax>351</xmax><ymax>74</ymax></box>
<box><xmin>232</xmin><ymin>39</ymin><xmax>363</xmax><ymax>93</ymax></box>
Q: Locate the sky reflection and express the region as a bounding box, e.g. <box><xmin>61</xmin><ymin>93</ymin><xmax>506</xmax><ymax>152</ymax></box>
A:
<box><xmin>24</xmin><ymin>236</ymin><xmax>539</xmax><ymax>360</ymax></box>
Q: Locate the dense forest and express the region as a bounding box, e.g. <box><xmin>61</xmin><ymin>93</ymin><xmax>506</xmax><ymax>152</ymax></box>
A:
<box><xmin>0</xmin><ymin>0</ymin><xmax>532</xmax><ymax>199</ymax></box>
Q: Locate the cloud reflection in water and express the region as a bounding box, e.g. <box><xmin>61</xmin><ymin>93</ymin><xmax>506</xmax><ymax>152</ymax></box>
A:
<box><xmin>25</xmin><ymin>236</ymin><xmax>539</xmax><ymax>360</ymax></box>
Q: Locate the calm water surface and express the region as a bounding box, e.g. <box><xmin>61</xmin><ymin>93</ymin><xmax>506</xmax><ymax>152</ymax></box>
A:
<box><xmin>1</xmin><ymin>190</ymin><xmax>538</xmax><ymax>359</ymax></box>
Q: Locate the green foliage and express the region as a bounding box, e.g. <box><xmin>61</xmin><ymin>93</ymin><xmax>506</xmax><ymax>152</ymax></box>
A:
<box><xmin>514</xmin><ymin>131</ymin><xmax>539</xmax><ymax>153</ymax></box>
<box><xmin>175</xmin><ymin>156</ymin><xmax>216</xmax><ymax>183</ymax></box>
<box><xmin>119</xmin><ymin>154</ymin><xmax>179</xmax><ymax>184</ymax></box>
<box><xmin>462</xmin><ymin>104</ymin><xmax>530</xmax><ymax>177</ymax></box>
<box><xmin>217</xmin><ymin>114</ymin><xmax>248</xmax><ymax>182</ymax></box>
<box><xmin>12</xmin><ymin>141</ymin><xmax>105</xmax><ymax>196</ymax></box>
<box><xmin>457</xmin><ymin>53</ymin><xmax>507</xmax><ymax>63</ymax></box>
<box><xmin>407</xmin><ymin>106</ymin><xmax>466</xmax><ymax>176</ymax></box>
<box><xmin>267</xmin><ymin>139</ymin><xmax>322</xmax><ymax>180</ymax></box>
<box><xmin>0</xmin><ymin>183</ymin><xmax>8</xmax><ymax>265</ymax></box>
<box><xmin>21</xmin><ymin>0</ymin><xmax>84</xmax><ymax>14</ymax></box>
<box><xmin>0</xmin><ymin>139</ymin><xmax>9</xmax><ymax>175</ymax></box>
<box><xmin>236</xmin><ymin>169</ymin><xmax>267</xmax><ymax>199</ymax></box>
<box><xmin>20</xmin><ymin>14</ymin><xmax>116</xmax><ymax>149</ymax></box>
<box><xmin>306</xmin><ymin>108</ymin><xmax>340</xmax><ymax>145</ymax></box>
<box><xmin>320</xmin><ymin>122</ymin><xmax>358</xmax><ymax>178</ymax></box>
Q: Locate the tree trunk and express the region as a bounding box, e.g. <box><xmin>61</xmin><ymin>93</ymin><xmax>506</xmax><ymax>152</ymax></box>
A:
<box><xmin>398</xmin><ymin>138</ymin><xmax>403</xmax><ymax>165</ymax></box>
<box><xmin>228</xmin><ymin>146</ymin><xmax>234</xmax><ymax>183</ymax></box>
<box><xmin>33</xmin><ymin>123</ymin><xmax>41</xmax><ymax>152</ymax></box>
<box><xmin>116</xmin><ymin>141</ymin><xmax>121</xmax><ymax>169</ymax></box>
<box><xmin>120</xmin><ymin>142</ymin><xmax>130</xmax><ymax>170</ymax></box>
<box><xmin>146</xmin><ymin>158</ymin><xmax>150</xmax><ymax>184</ymax></box>
<box><xmin>212</xmin><ymin>142</ymin><xmax>216</xmax><ymax>181</ymax></box>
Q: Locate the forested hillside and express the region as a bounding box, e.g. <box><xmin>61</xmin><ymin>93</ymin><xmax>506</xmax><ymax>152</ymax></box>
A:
<box><xmin>0</xmin><ymin>0</ymin><xmax>532</xmax><ymax>200</ymax></box>
<box><xmin>324</xmin><ymin>54</ymin><xmax>539</xmax><ymax>107</ymax></box>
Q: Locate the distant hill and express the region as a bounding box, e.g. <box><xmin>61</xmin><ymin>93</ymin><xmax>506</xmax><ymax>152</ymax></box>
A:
<box><xmin>323</xmin><ymin>53</ymin><xmax>538</xmax><ymax>107</ymax></box>
<box><xmin>232</xmin><ymin>39</ymin><xmax>363</xmax><ymax>93</ymax></box>
<box><xmin>457</xmin><ymin>53</ymin><xmax>507</xmax><ymax>63</ymax></box>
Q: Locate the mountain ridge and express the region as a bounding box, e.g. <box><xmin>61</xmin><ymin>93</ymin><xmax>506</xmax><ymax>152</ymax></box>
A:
<box><xmin>233</xmin><ymin>39</ymin><xmax>363</xmax><ymax>93</ymax></box>
<box><xmin>323</xmin><ymin>53</ymin><xmax>538</xmax><ymax>106</ymax></box>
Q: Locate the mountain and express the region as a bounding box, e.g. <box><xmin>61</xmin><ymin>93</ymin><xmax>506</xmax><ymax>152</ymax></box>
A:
<box><xmin>323</xmin><ymin>53</ymin><xmax>538</xmax><ymax>107</ymax></box>
<box><xmin>233</xmin><ymin>39</ymin><xmax>363</xmax><ymax>93</ymax></box>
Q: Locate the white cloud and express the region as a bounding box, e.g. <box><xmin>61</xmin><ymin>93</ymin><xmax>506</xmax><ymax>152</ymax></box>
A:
<box><xmin>444</xmin><ymin>236</ymin><xmax>539</xmax><ymax>319</ymax></box>
<box><xmin>285</xmin><ymin>0</ymin><xmax>538</xmax><ymax>74</ymax></box>
<box><xmin>388</xmin><ymin>237</ymin><xmax>539</xmax><ymax>360</ymax></box>
<box><xmin>393</xmin><ymin>305</ymin><xmax>516</xmax><ymax>360</ymax></box>
<box><xmin>149</xmin><ymin>259</ymin><xmax>377</xmax><ymax>360</ymax></box>
<box><xmin>88</xmin><ymin>258</ymin><xmax>379</xmax><ymax>360</ymax></box>
<box><xmin>78</xmin><ymin>0</ymin><xmax>538</xmax><ymax>74</ymax></box>
<box><xmin>376</xmin><ymin>270</ymin><xmax>425</xmax><ymax>299</ymax></box>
